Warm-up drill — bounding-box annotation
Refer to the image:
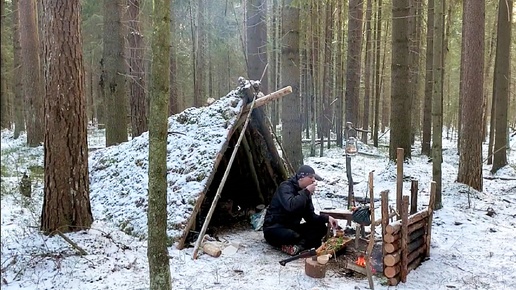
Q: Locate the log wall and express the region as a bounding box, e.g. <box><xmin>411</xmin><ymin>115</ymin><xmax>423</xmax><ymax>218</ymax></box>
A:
<box><xmin>381</xmin><ymin>181</ymin><xmax>436</xmax><ymax>286</ymax></box>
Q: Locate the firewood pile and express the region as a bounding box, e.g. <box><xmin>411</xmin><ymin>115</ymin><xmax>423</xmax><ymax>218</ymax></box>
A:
<box><xmin>381</xmin><ymin>183</ymin><xmax>436</xmax><ymax>286</ymax></box>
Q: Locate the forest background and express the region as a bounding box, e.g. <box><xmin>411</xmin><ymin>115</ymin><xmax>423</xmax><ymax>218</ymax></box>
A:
<box><xmin>0</xmin><ymin>0</ymin><xmax>514</xmax><ymax>288</ymax></box>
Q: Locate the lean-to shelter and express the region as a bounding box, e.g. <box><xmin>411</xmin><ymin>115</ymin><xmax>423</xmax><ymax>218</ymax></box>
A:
<box><xmin>89</xmin><ymin>79</ymin><xmax>293</xmax><ymax>249</ymax></box>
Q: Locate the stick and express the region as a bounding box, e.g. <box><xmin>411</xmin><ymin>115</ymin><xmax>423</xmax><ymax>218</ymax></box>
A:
<box><xmin>56</xmin><ymin>231</ymin><xmax>88</xmax><ymax>256</ymax></box>
<box><xmin>192</xmin><ymin>92</ymin><xmax>258</xmax><ymax>259</ymax></box>
<box><xmin>365</xmin><ymin>171</ymin><xmax>375</xmax><ymax>290</ymax></box>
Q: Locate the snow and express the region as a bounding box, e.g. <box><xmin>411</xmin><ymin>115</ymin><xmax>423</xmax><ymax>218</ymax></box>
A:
<box><xmin>1</xmin><ymin>93</ymin><xmax>515</xmax><ymax>289</ymax></box>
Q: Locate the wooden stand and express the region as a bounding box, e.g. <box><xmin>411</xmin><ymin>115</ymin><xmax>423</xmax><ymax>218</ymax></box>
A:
<box><xmin>305</xmin><ymin>258</ymin><xmax>326</xmax><ymax>278</ymax></box>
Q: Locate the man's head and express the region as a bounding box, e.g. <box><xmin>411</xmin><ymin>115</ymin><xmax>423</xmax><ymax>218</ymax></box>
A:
<box><xmin>296</xmin><ymin>165</ymin><xmax>316</xmax><ymax>189</ymax></box>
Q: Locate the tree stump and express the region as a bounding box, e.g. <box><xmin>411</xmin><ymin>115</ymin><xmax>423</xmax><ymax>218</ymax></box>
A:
<box><xmin>19</xmin><ymin>173</ymin><xmax>32</xmax><ymax>198</ymax></box>
<box><xmin>305</xmin><ymin>257</ymin><xmax>326</xmax><ymax>278</ymax></box>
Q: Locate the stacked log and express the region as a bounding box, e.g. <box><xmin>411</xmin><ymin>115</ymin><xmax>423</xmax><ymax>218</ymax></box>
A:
<box><xmin>382</xmin><ymin>181</ymin><xmax>437</xmax><ymax>286</ymax></box>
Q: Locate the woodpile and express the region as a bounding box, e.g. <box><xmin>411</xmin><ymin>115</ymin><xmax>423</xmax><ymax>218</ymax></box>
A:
<box><xmin>381</xmin><ymin>179</ymin><xmax>436</xmax><ymax>285</ymax></box>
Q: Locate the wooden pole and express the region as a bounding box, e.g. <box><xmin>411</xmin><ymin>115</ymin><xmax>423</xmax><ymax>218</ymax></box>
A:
<box><xmin>381</xmin><ymin>190</ymin><xmax>389</xmax><ymax>273</ymax></box>
<box><xmin>242</xmin><ymin>86</ymin><xmax>292</xmax><ymax>113</ymax></box>
<box><xmin>410</xmin><ymin>179</ymin><xmax>418</xmax><ymax>214</ymax></box>
<box><xmin>400</xmin><ymin>195</ymin><xmax>409</xmax><ymax>282</ymax></box>
<box><xmin>426</xmin><ymin>181</ymin><xmax>437</xmax><ymax>257</ymax></box>
<box><xmin>365</xmin><ymin>171</ymin><xmax>375</xmax><ymax>290</ymax></box>
<box><xmin>396</xmin><ymin>148</ymin><xmax>404</xmax><ymax>220</ymax></box>
<box><xmin>192</xmin><ymin>94</ymin><xmax>258</xmax><ymax>259</ymax></box>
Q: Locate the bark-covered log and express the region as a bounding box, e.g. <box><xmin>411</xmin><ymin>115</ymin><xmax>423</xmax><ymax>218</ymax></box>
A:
<box><xmin>385</xmin><ymin>209</ymin><xmax>429</xmax><ymax>234</ymax></box>
<box><xmin>384</xmin><ymin>264</ymin><xmax>400</xmax><ymax>278</ymax></box>
<box><xmin>305</xmin><ymin>257</ymin><xmax>326</xmax><ymax>278</ymax></box>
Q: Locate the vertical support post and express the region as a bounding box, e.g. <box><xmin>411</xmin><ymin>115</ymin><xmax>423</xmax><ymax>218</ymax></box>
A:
<box><xmin>400</xmin><ymin>195</ymin><xmax>409</xmax><ymax>283</ymax></box>
<box><xmin>365</xmin><ymin>171</ymin><xmax>375</xmax><ymax>290</ymax></box>
<box><xmin>381</xmin><ymin>190</ymin><xmax>389</xmax><ymax>274</ymax></box>
<box><xmin>410</xmin><ymin>179</ymin><xmax>418</xmax><ymax>214</ymax></box>
<box><xmin>426</xmin><ymin>181</ymin><xmax>437</xmax><ymax>257</ymax></box>
<box><xmin>396</xmin><ymin>148</ymin><xmax>404</xmax><ymax>220</ymax></box>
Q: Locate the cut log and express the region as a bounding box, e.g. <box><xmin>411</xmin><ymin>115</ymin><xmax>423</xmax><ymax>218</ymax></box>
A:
<box><xmin>202</xmin><ymin>242</ymin><xmax>222</xmax><ymax>258</ymax></box>
<box><xmin>385</xmin><ymin>210</ymin><xmax>429</xmax><ymax>234</ymax></box>
<box><xmin>407</xmin><ymin>244</ymin><xmax>427</xmax><ymax>266</ymax></box>
<box><xmin>305</xmin><ymin>257</ymin><xmax>326</xmax><ymax>278</ymax></box>
<box><xmin>408</xmin><ymin>237</ymin><xmax>425</xmax><ymax>253</ymax></box>
<box><xmin>384</xmin><ymin>251</ymin><xmax>401</xmax><ymax>267</ymax></box>
<box><xmin>408</xmin><ymin>254</ymin><xmax>424</xmax><ymax>273</ymax></box>
<box><xmin>384</xmin><ymin>241</ymin><xmax>400</xmax><ymax>254</ymax></box>
<box><xmin>242</xmin><ymin>86</ymin><xmax>292</xmax><ymax>113</ymax></box>
<box><xmin>384</xmin><ymin>264</ymin><xmax>400</xmax><ymax>278</ymax></box>
<box><xmin>384</xmin><ymin>221</ymin><xmax>426</xmax><ymax>243</ymax></box>
<box><xmin>388</xmin><ymin>276</ymin><xmax>400</xmax><ymax>286</ymax></box>
<box><xmin>344</xmin><ymin>261</ymin><xmax>368</xmax><ymax>276</ymax></box>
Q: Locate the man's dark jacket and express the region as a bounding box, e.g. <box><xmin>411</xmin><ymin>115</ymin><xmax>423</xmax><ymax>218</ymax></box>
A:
<box><xmin>264</xmin><ymin>176</ymin><xmax>329</xmax><ymax>229</ymax></box>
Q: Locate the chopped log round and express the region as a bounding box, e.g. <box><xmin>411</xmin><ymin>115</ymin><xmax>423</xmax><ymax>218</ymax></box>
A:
<box><xmin>384</xmin><ymin>233</ymin><xmax>399</xmax><ymax>243</ymax></box>
<box><xmin>202</xmin><ymin>242</ymin><xmax>222</xmax><ymax>258</ymax></box>
<box><xmin>388</xmin><ymin>276</ymin><xmax>400</xmax><ymax>286</ymax></box>
<box><xmin>384</xmin><ymin>251</ymin><xmax>401</xmax><ymax>267</ymax></box>
<box><xmin>305</xmin><ymin>257</ymin><xmax>326</xmax><ymax>278</ymax></box>
<box><xmin>384</xmin><ymin>264</ymin><xmax>400</xmax><ymax>278</ymax></box>
<box><xmin>384</xmin><ymin>241</ymin><xmax>400</xmax><ymax>253</ymax></box>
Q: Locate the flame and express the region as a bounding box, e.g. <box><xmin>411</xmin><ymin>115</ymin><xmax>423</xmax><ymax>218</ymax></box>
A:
<box><xmin>356</xmin><ymin>256</ymin><xmax>366</xmax><ymax>267</ymax></box>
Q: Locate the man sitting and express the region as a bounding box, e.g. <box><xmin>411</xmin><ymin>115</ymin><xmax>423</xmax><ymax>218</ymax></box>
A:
<box><xmin>263</xmin><ymin>165</ymin><xmax>338</xmax><ymax>256</ymax></box>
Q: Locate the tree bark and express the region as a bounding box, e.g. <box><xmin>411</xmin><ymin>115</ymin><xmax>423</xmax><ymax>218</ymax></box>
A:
<box><xmin>457</xmin><ymin>0</ymin><xmax>484</xmax><ymax>191</ymax></box>
<box><xmin>40</xmin><ymin>0</ymin><xmax>93</xmax><ymax>234</ymax></box>
<box><xmin>103</xmin><ymin>0</ymin><xmax>128</xmax><ymax>146</ymax></box>
<box><xmin>280</xmin><ymin>0</ymin><xmax>303</xmax><ymax>169</ymax></box>
<box><xmin>421</xmin><ymin>0</ymin><xmax>434</xmax><ymax>156</ymax></box>
<box><xmin>127</xmin><ymin>0</ymin><xmax>147</xmax><ymax>138</ymax></box>
<box><xmin>390</xmin><ymin>0</ymin><xmax>412</xmax><ymax>161</ymax></box>
<box><xmin>12</xmin><ymin>0</ymin><xmax>25</xmax><ymax>138</ymax></box>
<box><xmin>431</xmin><ymin>0</ymin><xmax>444</xmax><ymax>209</ymax></box>
<box><xmin>345</xmin><ymin>0</ymin><xmax>363</xmax><ymax>126</ymax></box>
<box><xmin>19</xmin><ymin>0</ymin><xmax>44</xmax><ymax>147</ymax></box>
<box><xmin>147</xmin><ymin>0</ymin><xmax>172</xmax><ymax>288</ymax></box>
<box><xmin>491</xmin><ymin>0</ymin><xmax>512</xmax><ymax>173</ymax></box>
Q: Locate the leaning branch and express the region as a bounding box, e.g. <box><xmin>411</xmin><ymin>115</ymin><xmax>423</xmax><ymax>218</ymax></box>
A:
<box><xmin>242</xmin><ymin>86</ymin><xmax>292</xmax><ymax>113</ymax></box>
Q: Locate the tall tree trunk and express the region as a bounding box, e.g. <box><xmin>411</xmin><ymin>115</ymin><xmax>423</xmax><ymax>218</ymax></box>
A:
<box><xmin>491</xmin><ymin>0</ymin><xmax>512</xmax><ymax>173</ymax></box>
<box><xmin>281</xmin><ymin>0</ymin><xmax>302</xmax><ymax>169</ymax></box>
<box><xmin>421</xmin><ymin>0</ymin><xmax>434</xmax><ymax>156</ymax></box>
<box><xmin>103</xmin><ymin>0</ymin><xmax>128</xmax><ymax>146</ymax></box>
<box><xmin>19</xmin><ymin>0</ymin><xmax>44</xmax><ymax>147</ymax></box>
<box><xmin>246</xmin><ymin>0</ymin><xmax>268</xmax><ymax>93</ymax></box>
<box><xmin>193</xmin><ymin>0</ymin><xmax>206</xmax><ymax>107</ymax></box>
<box><xmin>320</xmin><ymin>0</ymin><xmax>333</xmax><ymax>156</ymax></box>
<box><xmin>0</xmin><ymin>0</ymin><xmax>10</xmax><ymax>129</ymax></box>
<box><xmin>362</xmin><ymin>0</ymin><xmax>373</xmax><ymax>144</ymax></box>
<box><xmin>432</xmin><ymin>0</ymin><xmax>444</xmax><ymax>209</ymax></box>
<box><xmin>345</xmin><ymin>0</ymin><xmax>363</xmax><ymax>126</ymax></box>
<box><xmin>127</xmin><ymin>0</ymin><xmax>147</xmax><ymax>138</ymax></box>
<box><xmin>12</xmin><ymin>0</ymin><xmax>24</xmax><ymax>138</ymax></box>
<box><xmin>148</xmin><ymin>0</ymin><xmax>173</xmax><ymax>288</ymax></box>
<box><xmin>389</xmin><ymin>0</ymin><xmax>412</xmax><ymax>160</ymax></box>
<box><xmin>169</xmin><ymin>0</ymin><xmax>180</xmax><ymax>115</ymax></box>
<box><xmin>40</xmin><ymin>0</ymin><xmax>93</xmax><ymax>234</ymax></box>
<box><xmin>457</xmin><ymin>0</ymin><xmax>484</xmax><ymax>191</ymax></box>
<box><xmin>373</xmin><ymin>0</ymin><xmax>383</xmax><ymax>147</ymax></box>
<box><xmin>335</xmin><ymin>0</ymin><xmax>345</xmax><ymax>148</ymax></box>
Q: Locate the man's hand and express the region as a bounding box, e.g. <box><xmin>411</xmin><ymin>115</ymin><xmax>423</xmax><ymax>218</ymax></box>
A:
<box><xmin>306</xmin><ymin>182</ymin><xmax>317</xmax><ymax>195</ymax></box>
<box><xmin>328</xmin><ymin>216</ymin><xmax>338</xmax><ymax>229</ymax></box>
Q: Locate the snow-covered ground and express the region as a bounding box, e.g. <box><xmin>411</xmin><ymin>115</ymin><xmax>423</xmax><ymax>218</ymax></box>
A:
<box><xmin>1</xmin><ymin>123</ymin><xmax>515</xmax><ymax>290</ymax></box>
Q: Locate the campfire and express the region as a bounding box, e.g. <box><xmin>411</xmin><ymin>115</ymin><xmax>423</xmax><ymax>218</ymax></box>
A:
<box><xmin>356</xmin><ymin>255</ymin><xmax>366</xmax><ymax>267</ymax></box>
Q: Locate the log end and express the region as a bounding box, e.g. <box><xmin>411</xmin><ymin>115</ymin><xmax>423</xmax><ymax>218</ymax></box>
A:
<box><xmin>305</xmin><ymin>257</ymin><xmax>326</xmax><ymax>278</ymax></box>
